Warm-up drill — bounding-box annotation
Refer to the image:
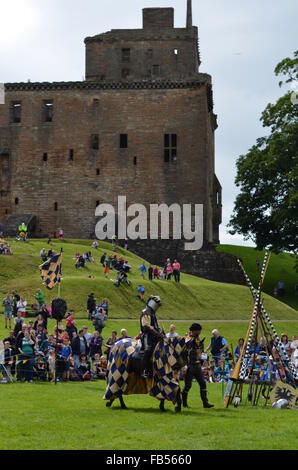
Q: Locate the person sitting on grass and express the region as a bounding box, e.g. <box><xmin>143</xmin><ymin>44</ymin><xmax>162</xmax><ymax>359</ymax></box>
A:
<box><xmin>77</xmin><ymin>353</ymin><xmax>91</xmax><ymax>381</ymax></box>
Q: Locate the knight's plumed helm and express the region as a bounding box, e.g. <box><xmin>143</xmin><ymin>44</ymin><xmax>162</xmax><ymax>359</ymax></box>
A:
<box><xmin>146</xmin><ymin>296</ymin><xmax>161</xmax><ymax>313</ymax></box>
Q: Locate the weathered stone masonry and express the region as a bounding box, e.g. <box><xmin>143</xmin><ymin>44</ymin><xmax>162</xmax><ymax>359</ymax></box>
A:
<box><xmin>0</xmin><ymin>3</ymin><xmax>243</xmax><ymax>283</ymax></box>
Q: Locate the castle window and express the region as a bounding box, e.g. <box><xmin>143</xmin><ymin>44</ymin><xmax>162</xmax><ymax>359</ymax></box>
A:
<box><xmin>43</xmin><ymin>153</ymin><xmax>48</xmax><ymax>162</ymax></box>
<box><xmin>15</xmin><ymin>197</ymin><xmax>19</xmax><ymax>205</ymax></box>
<box><xmin>174</xmin><ymin>48</ymin><xmax>178</xmax><ymax>56</ymax></box>
<box><xmin>122</xmin><ymin>68</ymin><xmax>130</xmax><ymax>79</ymax></box>
<box><xmin>122</xmin><ymin>48</ymin><xmax>131</xmax><ymax>63</ymax></box>
<box><xmin>54</xmin><ymin>202</ymin><xmax>58</xmax><ymax>211</ymax></box>
<box><xmin>96</xmin><ymin>168</ymin><xmax>100</xmax><ymax>176</ymax></box>
<box><xmin>216</xmin><ymin>191</ymin><xmax>220</xmax><ymax>205</ymax></box>
<box><xmin>96</xmin><ymin>200</ymin><xmax>100</xmax><ymax>207</ymax></box>
<box><xmin>69</xmin><ymin>149</ymin><xmax>74</xmax><ymax>161</ymax></box>
<box><xmin>91</xmin><ymin>134</ymin><xmax>99</xmax><ymax>150</ymax></box>
<box><xmin>44</xmin><ymin>100</ymin><xmax>53</xmax><ymax>122</ymax></box>
<box><xmin>152</xmin><ymin>65</ymin><xmax>160</xmax><ymax>76</ymax></box>
<box><xmin>11</xmin><ymin>101</ymin><xmax>22</xmax><ymax>123</ymax></box>
<box><xmin>133</xmin><ymin>157</ymin><xmax>137</xmax><ymax>166</ymax></box>
<box><xmin>120</xmin><ymin>134</ymin><xmax>128</xmax><ymax>149</ymax></box>
<box><xmin>164</xmin><ymin>134</ymin><xmax>177</xmax><ymax>162</ymax></box>
<box><xmin>93</xmin><ymin>98</ymin><xmax>99</xmax><ymax>107</ymax></box>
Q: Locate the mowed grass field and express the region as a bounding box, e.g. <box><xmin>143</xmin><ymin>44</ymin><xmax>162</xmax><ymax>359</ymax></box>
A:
<box><xmin>0</xmin><ymin>240</ymin><xmax>297</xmax><ymax>450</ymax></box>
<box><xmin>0</xmin><ymin>319</ymin><xmax>297</xmax><ymax>450</ymax></box>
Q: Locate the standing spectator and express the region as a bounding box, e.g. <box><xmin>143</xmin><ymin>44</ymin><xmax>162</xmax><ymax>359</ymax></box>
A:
<box><xmin>124</xmin><ymin>237</ymin><xmax>129</xmax><ymax>250</ymax></box>
<box><xmin>92</xmin><ymin>308</ymin><xmax>105</xmax><ymax>334</ymax></box>
<box><xmin>139</xmin><ymin>263</ymin><xmax>147</xmax><ymax>279</ymax></box>
<box><xmin>87</xmin><ymin>293</ymin><xmax>96</xmax><ymax>320</ymax></box>
<box><xmin>19</xmin><ymin>329</ymin><xmax>35</xmax><ymax>383</ymax></box>
<box><xmin>280</xmin><ymin>333</ymin><xmax>291</xmax><ymax>352</ymax></box>
<box><xmin>71</xmin><ymin>329</ymin><xmax>88</xmax><ymax>369</ymax></box>
<box><xmin>100</xmin><ymin>298</ymin><xmax>109</xmax><ymax>318</ymax></box>
<box><xmin>39</xmin><ymin>304</ymin><xmax>49</xmax><ymax>328</ymax></box>
<box><xmin>105</xmin><ymin>330</ymin><xmax>117</xmax><ymax>361</ymax></box>
<box><xmin>17</xmin><ymin>296</ymin><xmax>27</xmax><ymax>318</ymax></box>
<box><xmin>83</xmin><ymin>326</ymin><xmax>92</xmax><ymax>345</ymax></box>
<box><xmin>58</xmin><ymin>227</ymin><xmax>64</xmax><ymax>240</ymax></box>
<box><xmin>89</xmin><ymin>331</ymin><xmax>103</xmax><ymax>360</ymax></box>
<box><xmin>235</xmin><ymin>338</ymin><xmax>244</xmax><ymax>362</ymax></box>
<box><xmin>3</xmin><ymin>293</ymin><xmax>13</xmax><ymax>329</ymax></box>
<box><xmin>166</xmin><ymin>324</ymin><xmax>179</xmax><ymax>339</ymax></box>
<box><xmin>153</xmin><ymin>266</ymin><xmax>159</xmax><ymax>280</ymax></box>
<box><xmin>138</xmin><ymin>285</ymin><xmax>145</xmax><ymax>301</ymax></box>
<box><xmin>35</xmin><ymin>289</ymin><xmax>45</xmax><ymax>310</ymax></box>
<box><xmin>12</xmin><ymin>291</ymin><xmax>20</xmax><ymax>317</ymax></box>
<box><xmin>61</xmin><ymin>338</ymin><xmax>72</xmax><ymax>381</ymax></box>
<box><xmin>104</xmin><ymin>255</ymin><xmax>112</xmax><ymax>278</ymax></box>
<box><xmin>166</xmin><ymin>262</ymin><xmax>173</xmax><ymax>281</ymax></box>
<box><xmin>173</xmin><ymin>260</ymin><xmax>181</xmax><ymax>283</ymax></box>
<box><xmin>256</xmin><ymin>257</ymin><xmax>260</xmax><ymax>272</ymax></box>
<box><xmin>66</xmin><ymin>310</ymin><xmax>77</xmax><ymax>338</ymax></box>
<box><xmin>148</xmin><ymin>265</ymin><xmax>153</xmax><ymax>281</ymax></box>
<box><xmin>13</xmin><ymin>311</ymin><xmax>24</xmax><ymax>337</ymax></box>
<box><xmin>100</xmin><ymin>252</ymin><xmax>106</xmax><ymax>266</ymax></box>
<box><xmin>205</xmin><ymin>329</ymin><xmax>228</xmax><ymax>366</ymax></box>
<box><xmin>0</xmin><ymin>341</ymin><xmax>14</xmax><ymax>383</ymax></box>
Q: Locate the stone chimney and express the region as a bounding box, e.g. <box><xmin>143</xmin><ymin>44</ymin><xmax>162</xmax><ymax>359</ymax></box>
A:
<box><xmin>186</xmin><ymin>0</ymin><xmax>193</xmax><ymax>28</ymax></box>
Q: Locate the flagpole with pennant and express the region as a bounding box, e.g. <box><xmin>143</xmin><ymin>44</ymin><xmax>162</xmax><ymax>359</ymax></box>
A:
<box><xmin>39</xmin><ymin>248</ymin><xmax>63</xmax><ymax>385</ymax></box>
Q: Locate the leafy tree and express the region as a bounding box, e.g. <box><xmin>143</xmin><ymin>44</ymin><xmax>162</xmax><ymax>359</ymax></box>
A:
<box><xmin>229</xmin><ymin>51</ymin><xmax>298</xmax><ymax>256</ymax></box>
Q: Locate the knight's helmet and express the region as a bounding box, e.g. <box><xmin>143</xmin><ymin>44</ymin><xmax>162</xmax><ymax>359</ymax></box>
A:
<box><xmin>147</xmin><ymin>296</ymin><xmax>161</xmax><ymax>313</ymax></box>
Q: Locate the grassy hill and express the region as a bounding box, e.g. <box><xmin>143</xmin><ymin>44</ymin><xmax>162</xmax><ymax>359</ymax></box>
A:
<box><xmin>0</xmin><ymin>239</ymin><xmax>296</xmax><ymax>320</ymax></box>
<box><xmin>217</xmin><ymin>245</ymin><xmax>298</xmax><ymax>310</ymax></box>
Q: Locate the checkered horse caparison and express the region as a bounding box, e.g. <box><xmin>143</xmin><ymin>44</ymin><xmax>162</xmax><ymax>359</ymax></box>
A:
<box><xmin>104</xmin><ymin>336</ymin><xmax>191</xmax><ymax>403</ymax></box>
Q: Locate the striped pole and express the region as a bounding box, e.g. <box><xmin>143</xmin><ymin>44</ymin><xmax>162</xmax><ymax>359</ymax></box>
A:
<box><xmin>238</xmin><ymin>259</ymin><xmax>298</xmax><ymax>382</ymax></box>
<box><xmin>224</xmin><ymin>250</ymin><xmax>271</xmax><ymax>408</ymax></box>
<box><xmin>238</xmin><ymin>250</ymin><xmax>270</xmax><ymax>381</ymax></box>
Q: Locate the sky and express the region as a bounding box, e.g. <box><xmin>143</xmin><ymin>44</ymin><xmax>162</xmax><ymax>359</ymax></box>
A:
<box><xmin>0</xmin><ymin>0</ymin><xmax>297</xmax><ymax>246</ymax></box>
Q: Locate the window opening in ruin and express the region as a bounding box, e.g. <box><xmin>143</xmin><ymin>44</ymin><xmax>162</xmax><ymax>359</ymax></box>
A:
<box><xmin>133</xmin><ymin>157</ymin><xmax>137</xmax><ymax>166</ymax></box>
<box><xmin>122</xmin><ymin>48</ymin><xmax>131</xmax><ymax>62</ymax></box>
<box><xmin>164</xmin><ymin>134</ymin><xmax>177</xmax><ymax>162</ymax></box>
<box><xmin>15</xmin><ymin>197</ymin><xmax>19</xmax><ymax>205</ymax></box>
<box><xmin>54</xmin><ymin>202</ymin><xmax>58</xmax><ymax>211</ymax></box>
<box><xmin>44</xmin><ymin>101</ymin><xmax>53</xmax><ymax>122</ymax></box>
<box><xmin>69</xmin><ymin>149</ymin><xmax>74</xmax><ymax>161</ymax></box>
<box><xmin>96</xmin><ymin>168</ymin><xmax>100</xmax><ymax>176</ymax></box>
<box><xmin>11</xmin><ymin>102</ymin><xmax>22</xmax><ymax>123</ymax></box>
<box><xmin>120</xmin><ymin>134</ymin><xmax>128</xmax><ymax>149</ymax></box>
<box><xmin>43</xmin><ymin>153</ymin><xmax>48</xmax><ymax>162</ymax></box>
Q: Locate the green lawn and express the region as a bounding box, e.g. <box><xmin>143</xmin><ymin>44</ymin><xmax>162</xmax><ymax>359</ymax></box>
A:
<box><xmin>0</xmin><ymin>318</ymin><xmax>297</xmax><ymax>450</ymax></box>
<box><xmin>0</xmin><ymin>239</ymin><xmax>296</xmax><ymax>320</ymax></box>
<box><xmin>0</xmin><ymin>377</ymin><xmax>297</xmax><ymax>450</ymax></box>
<box><xmin>217</xmin><ymin>244</ymin><xmax>298</xmax><ymax>310</ymax></box>
<box><xmin>0</xmin><ymin>240</ymin><xmax>297</xmax><ymax>450</ymax></box>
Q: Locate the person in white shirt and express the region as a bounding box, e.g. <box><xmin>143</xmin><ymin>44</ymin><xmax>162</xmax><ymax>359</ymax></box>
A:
<box><xmin>166</xmin><ymin>324</ymin><xmax>179</xmax><ymax>339</ymax></box>
<box><xmin>17</xmin><ymin>297</ymin><xmax>27</xmax><ymax>318</ymax></box>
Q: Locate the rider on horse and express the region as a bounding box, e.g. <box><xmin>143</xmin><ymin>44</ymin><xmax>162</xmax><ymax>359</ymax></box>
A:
<box><xmin>140</xmin><ymin>295</ymin><xmax>163</xmax><ymax>378</ymax></box>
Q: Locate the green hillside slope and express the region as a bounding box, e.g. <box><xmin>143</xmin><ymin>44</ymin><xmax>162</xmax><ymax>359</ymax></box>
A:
<box><xmin>217</xmin><ymin>245</ymin><xmax>298</xmax><ymax>310</ymax></box>
<box><xmin>0</xmin><ymin>239</ymin><xmax>296</xmax><ymax>320</ymax></box>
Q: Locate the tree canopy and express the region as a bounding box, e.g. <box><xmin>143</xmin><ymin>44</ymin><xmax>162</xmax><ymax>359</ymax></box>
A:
<box><xmin>229</xmin><ymin>51</ymin><xmax>298</xmax><ymax>254</ymax></box>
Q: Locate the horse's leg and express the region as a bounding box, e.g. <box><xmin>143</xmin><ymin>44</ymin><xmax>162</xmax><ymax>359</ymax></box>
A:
<box><xmin>175</xmin><ymin>389</ymin><xmax>182</xmax><ymax>413</ymax></box>
<box><xmin>106</xmin><ymin>398</ymin><xmax>115</xmax><ymax>408</ymax></box>
<box><xmin>119</xmin><ymin>395</ymin><xmax>128</xmax><ymax>410</ymax></box>
<box><xmin>159</xmin><ymin>399</ymin><xmax>166</xmax><ymax>412</ymax></box>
